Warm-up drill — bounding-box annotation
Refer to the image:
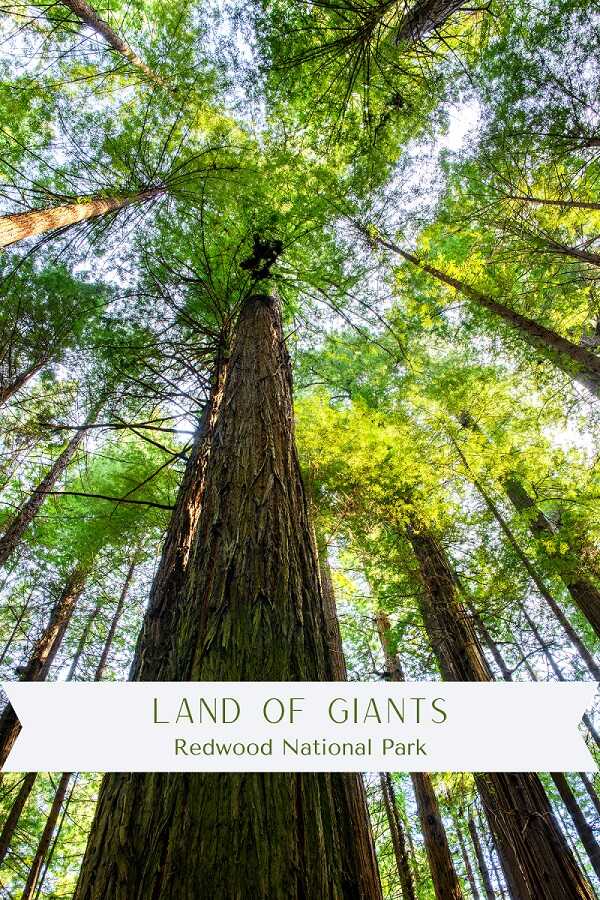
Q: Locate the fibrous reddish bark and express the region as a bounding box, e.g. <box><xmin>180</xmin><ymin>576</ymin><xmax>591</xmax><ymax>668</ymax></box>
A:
<box><xmin>0</xmin><ymin>189</ymin><xmax>163</xmax><ymax>248</ymax></box>
<box><xmin>74</xmin><ymin>292</ymin><xmax>383</xmax><ymax>899</ymax></box>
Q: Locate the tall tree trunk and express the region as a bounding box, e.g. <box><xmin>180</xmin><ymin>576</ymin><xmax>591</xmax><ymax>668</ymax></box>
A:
<box><xmin>404</xmin><ymin>518</ymin><xmax>595</xmax><ymax>900</ymax></box>
<box><xmin>58</xmin><ymin>0</ymin><xmax>171</xmax><ymax>90</ymax></box>
<box><xmin>467</xmin><ymin>814</ymin><xmax>495</xmax><ymax>900</ymax></box>
<box><xmin>370</xmin><ymin>232</ymin><xmax>600</xmax><ymax>396</ymax></box>
<box><xmin>0</xmin><ymin>771</ymin><xmax>38</xmax><ymax>865</ymax></box>
<box><xmin>453</xmin><ymin>814</ymin><xmax>481</xmax><ymax>900</ymax></box>
<box><xmin>550</xmin><ymin>773</ymin><xmax>600</xmax><ymax>881</ymax></box>
<box><xmin>0</xmin><ymin>188</ymin><xmax>163</xmax><ymax>248</ymax></box>
<box><xmin>94</xmin><ymin>555</ymin><xmax>137</xmax><ymax>681</ymax></box>
<box><xmin>505</xmin><ymin>194</ymin><xmax>600</xmax><ymax>211</ymax></box>
<box><xmin>20</xmin><ymin>771</ymin><xmax>72</xmax><ymax>900</ymax></box>
<box><xmin>395</xmin><ymin>0</ymin><xmax>471</xmax><ymax>44</ymax></box>
<box><xmin>0</xmin><ymin>402</ymin><xmax>103</xmax><ymax>569</ymax></box>
<box><xmin>375</xmin><ymin>612</ymin><xmax>464</xmax><ymax>900</ymax></box>
<box><xmin>74</xmin><ymin>292</ymin><xmax>383</xmax><ymax>900</ymax></box>
<box><xmin>579</xmin><ymin>774</ymin><xmax>600</xmax><ymax>818</ymax></box>
<box><xmin>457</xmin><ymin>413</ymin><xmax>600</xmax><ymax>641</ymax></box>
<box><xmin>0</xmin><ymin>564</ymin><xmax>88</xmax><ymax>767</ymax></box>
<box><xmin>318</xmin><ymin>542</ymin><xmax>348</xmax><ymax>681</ymax></box>
<box><xmin>32</xmin><ymin>774</ymin><xmax>78</xmax><ymax>900</ymax></box>
<box><xmin>67</xmin><ymin>601</ymin><xmax>101</xmax><ymax>680</ymax></box>
<box><xmin>380</xmin><ymin>772</ymin><xmax>417</xmax><ymax>900</ymax></box>
<box><xmin>0</xmin><ymin>358</ymin><xmax>49</xmax><ymax>406</ymax></box>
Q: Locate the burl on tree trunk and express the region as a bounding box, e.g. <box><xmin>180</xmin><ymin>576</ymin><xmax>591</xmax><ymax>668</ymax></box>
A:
<box><xmin>74</xmin><ymin>292</ymin><xmax>382</xmax><ymax>900</ymax></box>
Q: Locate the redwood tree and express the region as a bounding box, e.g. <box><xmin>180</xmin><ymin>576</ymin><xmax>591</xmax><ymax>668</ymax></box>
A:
<box><xmin>74</xmin><ymin>290</ymin><xmax>383</xmax><ymax>899</ymax></box>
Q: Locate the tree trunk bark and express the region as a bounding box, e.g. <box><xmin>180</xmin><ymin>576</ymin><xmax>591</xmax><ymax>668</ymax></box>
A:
<box><xmin>457</xmin><ymin>413</ymin><xmax>600</xmax><ymax>643</ymax></box>
<box><xmin>550</xmin><ymin>773</ymin><xmax>600</xmax><ymax>881</ymax></box>
<box><xmin>467</xmin><ymin>814</ymin><xmax>495</xmax><ymax>900</ymax></box>
<box><xmin>372</xmin><ymin>233</ymin><xmax>600</xmax><ymax>396</ymax></box>
<box><xmin>506</xmin><ymin>194</ymin><xmax>600</xmax><ymax>211</ymax></box>
<box><xmin>0</xmin><ymin>358</ymin><xmax>49</xmax><ymax>406</ymax></box>
<box><xmin>94</xmin><ymin>556</ymin><xmax>137</xmax><ymax>681</ymax></box>
<box><xmin>380</xmin><ymin>773</ymin><xmax>417</xmax><ymax>900</ymax></box>
<box><xmin>0</xmin><ymin>189</ymin><xmax>163</xmax><ymax>248</ymax></box>
<box><xmin>404</xmin><ymin>518</ymin><xmax>595</xmax><ymax>900</ymax></box>
<box><xmin>58</xmin><ymin>0</ymin><xmax>171</xmax><ymax>90</ymax></box>
<box><xmin>375</xmin><ymin>612</ymin><xmax>463</xmax><ymax>900</ymax></box>
<box><xmin>503</xmin><ymin>477</ymin><xmax>600</xmax><ymax>642</ymax></box>
<box><xmin>74</xmin><ymin>292</ymin><xmax>383</xmax><ymax>900</ymax></box>
<box><xmin>0</xmin><ymin>564</ymin><xmax>88</xmax><ymax>767</ymax></box>
<box><xmin>453</xmin><ymin>814</ymin><xmax>481</xmax><ymax>900</ymax></box>
<box><xmin>0</xmin><ymin>402</ymin><xmax>103</xmax><ymax>568</ymax></box>
<box><xmin>0</xmin><ymin>771</ymin><xmax>38</xmax><ymax>865</ymax></box>
<box><xmin>395</xmin><ymin>0</ymin><xmax>470</xmax><ymax>44</ymax></box>
<box><xmin>20</xmin><ymin>771</ymin><xmax>72</xmax><ymax>900</ymax></box>
<box><xmin>579</xmin><ymin>773</ymin><xmax>600</xmax><ymax>818</ymax></box>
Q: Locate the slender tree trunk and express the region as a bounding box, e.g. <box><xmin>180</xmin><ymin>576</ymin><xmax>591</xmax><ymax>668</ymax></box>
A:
<box><xmin>20</xmin><ymin>772</ymin><xmax>72</xmax><ymax>900</ymax></box>
<box><xmin>371</xmin><ymin>232</ymin><xmax>600</xmax><ymax>396</ymax></box>
<box><xmin>380</xmin><ymin>773</ymin><xmax>417</xmax><ymax>900</ymax></box>
<box><xmin>33</xmin><ymin>774</ymin><xmax>78</xmax><ymax>900</ymax></box>
<box><xmin>0</xmin><ymin>564</ymin><xmax>88</xmax><ymax>767</ymax></box>
<box><xmin>318</xmin><ymin>544</ymin><xmax>348</xmax><ymax>681</ymax></box>
<box><xmin>58</xmin><ymin>0</ymin><xmax>171</xmax><ymax>90</ymax></box>
<box><xmin>0</xmin><ymin>771</ymin><xmax>38</xmax><ymax>865</ymax></box>
<box><xmin>404</xmin><ymin>518</ymin><xmax>595</xmax><ymax>900</ymax></box>
<box><xmin>375</xmin><ymin>612</ymin><xmax>464</xmax><ymax>900</ymax></box>
<box><xmin>0</xmin><ymin>358</ymin><xmax>49</xmax><ymax>406</ymax></box>
<box><xmin>74</xmin><ymin>292</ymin><xmax>383</xmax><ymax>900</ymax></box>
<box><xmin>67</xmin><ymin>601</ymin><xmax>100</xmax><ymax>680</ymax></box>
<box><xmin>468</xmin><ymin>815</ymin><xmax>495</xmax><ymax>900</ymax></box>
<box><xmin>579</xmin><ymin>774</ymin><xmax>600</xmax><ymax>818</ymax></box>
<box><xmin>94</xmin><ymin>556</ymin><xmax>137</xmax><ymax>681</ymax></box>
<box><xmin>0</xmin><ymin>402</ymin><xmax>103</xmax><ymax>568</ymax></box>
<box><xmin>550</xmin><ymin>773</ymin><xmax>600</xmax><ymax>881</ymax></box>
<box><xmin>0</xmin><ymin>589</ymin><xmax>35</xmax><ymax>666</ymax></box>
<box><xmin>457</xmin><ymin>413</ymin><xmax>600</xmax><ymax>642</ymax></box>
<box><xmin>451</xmin><ymin>429</ymin><xmax>600</xmax><ymax>660</ymax></box>
<box><xmin>506</xmin><ymin>194</ymin><xmax>600</xmax><ymax>211</ymax></box>
<box><xmin>453</xmin><ymin>814</ymin><xmax>481</xmax><ymax>900</ymax></box>
<box><xmin>0</xmin><ymin>188</ymin><xmax>163</xmax><ymax>248</ymax></box>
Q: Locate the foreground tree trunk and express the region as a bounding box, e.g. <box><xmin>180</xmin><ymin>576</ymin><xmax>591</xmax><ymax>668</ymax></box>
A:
<box><xmin>0</xmin><ymin>402</ymin><xmax>102</xmax><ymax>568</ymax></box>
<box><xmin>58</xmin><ymin>0</ymin><xmax>171</xmax><ymax>90</ymax></box>
<box><xmin>74</xmin><ymin>292</ymin><xmax>383</xmax><ymax>900</ymax></box>
<box><xmin>20</xmin><ymin>772</ymin><xmax>72</xmax><ymax>900</ymax></box>
<box><xmin>379</xmin><ymin>773</ymin><xmax>416</xmax><ymax>900</ymax></box>
<box><xmin>0</xmin><ymin>564</ymin><xmax>88</xmax><ymax>767</ymax></box>
<box><xmin>404</xmin><ymin>518</ymin><xmax>595</xmax><ymax>900</ymax></box>
<box><xmin>375</xmin><ymin>612</ymin><xmax>463</xmax><ymax>900</ymax></box>
<box><xmin>0</xmin><ymin>188</ymin><xmax>163</xmax><ymax>248</ymax></box>
<box><xmin>370</xmin><ymin>232</ymin><xmax>600</xmax><ymax>396</ymax></box>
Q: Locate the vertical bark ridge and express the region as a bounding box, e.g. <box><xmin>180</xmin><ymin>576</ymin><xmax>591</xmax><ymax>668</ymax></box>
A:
<box><xmin>74</xmin><ymin>292</ymin><xmax>383</xmax><ymax>900</ymax></box>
